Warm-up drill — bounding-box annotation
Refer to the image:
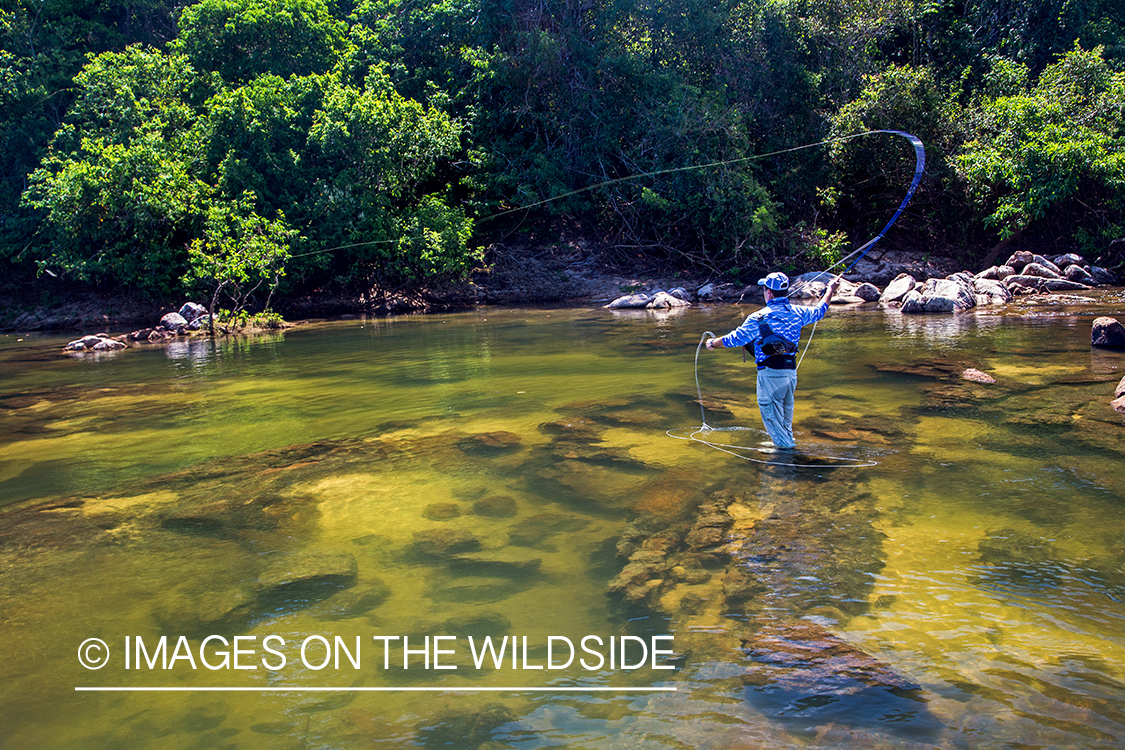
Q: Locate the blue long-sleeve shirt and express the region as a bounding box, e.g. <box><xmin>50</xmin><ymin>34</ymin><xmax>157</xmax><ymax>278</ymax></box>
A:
<box><xmin>719</xmin><ymin>297</ymin><xmax>829</xmax><ymax>367</ymax></box>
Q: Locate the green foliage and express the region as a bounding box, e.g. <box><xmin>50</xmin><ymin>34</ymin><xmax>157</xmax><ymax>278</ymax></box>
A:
<box><xmin>175</xmin><ymin>0</ymin><xmax>347</xmax><ymax>82</ymax></box>
<box><xmin>954</xmin><ymin>46</ymin><xmax>1125</xmax><ymax>246</ymax></box>
<box><xmin>5</xmin><ymin>0</ymin><xmax>1125</xmax><ymax>298</ymax></box>
<box><xmin>183</xmin><ymin>192</ymin><xmax>295</xmax><ymax>315</ymax></box>
<box><xmin>828</xmin><ymin>64</ymin><xmax>959</xmax><ymax>247</ymax></box>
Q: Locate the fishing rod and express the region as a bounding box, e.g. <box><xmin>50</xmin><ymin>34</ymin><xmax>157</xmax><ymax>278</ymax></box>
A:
<box><xmin>789</xmin><ymin>130</ymin><xmax>926</xmax><ymax>295</ymax></box>
<box><xmin>678</xmin><ymin>130</ymin><xmax>924</xmax><ymax>467</ymax></box>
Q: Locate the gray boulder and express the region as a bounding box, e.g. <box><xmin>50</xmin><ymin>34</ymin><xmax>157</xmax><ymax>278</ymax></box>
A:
<box><xmin>1002</xmin><ymin>274</ymin><xmax>1090</xmax><ymax>292</ymax></box>
<box><xmin>1092</xmin><ymin>317</ymin><xmax>1125</xmax><ymax>349</ymax></box>
<box><xmin>1064</xmin><ymin>265</ymin><xmax>1095</xmax><ymax>285</ymax></box>
<box><xmin>604</xmin><ymin>293</ymin><xmax>653</xmax><ymax>309</ymax></box>
<box><xmin>901</xmin><ymin>274</ymin><xmax>977</xmax><ymax>313</ymax></box>
<box><xmin>976</xmin><ymin>265</ymin><xmax>1015</xmax><ymax>280</ymax></box>
<box><xmin>1116</xmin><ymin>375</ymin><xmax>1125</xmax><ymax>399</ymax></box>
<box><xmin>973</xmin><ymin>277</ymin><xmax>1011</xmax><ymax>306</ymax></box>
<box><xmin>1041</xmin><ymin>278</ymin><xmax>1092</xmax><ymax>292</ymax></box>
<box><xmin>1052</xmin><ymin>253</ymin><xmax>1085</xmax><ymax>267</ymax></box>
<box><xmin>178</xmin><ymin>302</ymin><xmax>207</xmax><ymax>322</ymax></box>
<box><xmin>63</xmin><ymin>334</ymin><xmax>127</xmax><ymax>352</ymax></box>
<box><xmin>647</xmin><ymin>291</ymin><xmax>691</xmax><ymax>309</ymax></box>
<box><xmin>1021</xmin><ymin>262</ymin><xmax>1062</xmax><ymax>279</ymax></box>
<box><xmin>853</xmin><ymin>282</ymin><xmax>881</xmax><ymax>302</ymax></box>
<box><xmin>1030</xmin><ymin>254</ymin><xmax>1062</xmax><ymax>276</ymax></box>
<box><xmin>159</xmin><ymin>312</ymin><xmax>188</xmax><ymax>331</ymax></box>
<box><xmin>1006</xmin><ymin>251</ymin><xmax>1035</xmax><ymax>271</ymax></box>
<box><xmin>1090</xmin><ymin>266</ymin><xmax>1118</xmax><ymax>286</ymax></box>
<box><xmin>899</xmin><ymin>289</ymin><xmax>925</xmax><ymax>313</ymax></box>
<box><xmin>879</xmin><ymin>273</ymin><xmax>918</xmax><ymax>305</ymax></box>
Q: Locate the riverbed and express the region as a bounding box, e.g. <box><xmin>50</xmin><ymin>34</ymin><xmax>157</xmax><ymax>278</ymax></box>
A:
<box><xmin>2</xmin><ymin>298</ymin><xmax>1124</xmax><ymax>749</ymax></box>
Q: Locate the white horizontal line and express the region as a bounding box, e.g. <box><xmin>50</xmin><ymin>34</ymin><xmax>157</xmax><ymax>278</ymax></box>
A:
<box><xmin>75</xmin><ymin>686</ymin><xmax>677</xmax><ymax>693</ymax></box>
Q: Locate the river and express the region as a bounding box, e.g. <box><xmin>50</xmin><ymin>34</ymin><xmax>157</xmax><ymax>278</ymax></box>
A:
<box><xmin>2</xmin><ymin>298</ymin><xmax>1124</xmax><ymax>749</ymax></box>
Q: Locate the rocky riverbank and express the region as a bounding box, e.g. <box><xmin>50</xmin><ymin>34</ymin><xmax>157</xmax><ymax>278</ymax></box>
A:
<box><xmin>602</xmin><ymin>249</ymin><xmax>1119</xmax><ymax>312</ymax></box>
<box><xmin>2</xmin><ymin>245</ymin><xmax>1121</xmax><ymax>335</ymax></box>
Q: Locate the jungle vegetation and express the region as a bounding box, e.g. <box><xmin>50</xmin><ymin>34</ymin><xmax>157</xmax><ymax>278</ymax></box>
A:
<box><xmin>2</xmin><ymin>0</ymin><xmax>1124</xmax><ymax>306</ymax></box>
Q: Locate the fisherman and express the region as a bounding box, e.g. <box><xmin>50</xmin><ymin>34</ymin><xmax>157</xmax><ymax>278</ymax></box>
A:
<box><xmin>704</xmin><ymin>272</ymin><xmax>842</xmax><ymax>450</ymax></box>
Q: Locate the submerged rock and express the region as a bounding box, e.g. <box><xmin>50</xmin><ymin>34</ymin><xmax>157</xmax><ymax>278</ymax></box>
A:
<box><xmin>471</xmin><ymin>495</ymin><xmax>518</xmax><ymax>517</ymax></box>
<box><xmin>256</xmin><ymin>549</ymin><xmax>359</xmax><ymax>593</ymax></box>
<box><xmin>458</xmin><ymin>431</ymin><xmax>523</xmax><ymax>454</ymax></box>
<box><xmin>423</xmin><ymin>502</ymin><xmax>462</xmax><ymax>520</ymax></box>
<box><xmin>741</xmin><ymin>620</ymin><xmax>920</xmax><ymax>694</ymax></box>
<box><xmin>962</xmin><ymin>368</ymin><xmax>996</xmax><ymax>384</ymax></box>
<box><xmin>507</xmin><ymin>513</ymin><xmax>589</xmax><ymax>547</ymax></box>
<box><xmin>411</xmin><ymin>529</ymin><xmax>482</xmax><ymax>557</ymax></box>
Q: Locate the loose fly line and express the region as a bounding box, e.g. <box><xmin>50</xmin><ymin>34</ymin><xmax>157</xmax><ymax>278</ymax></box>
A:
<box><xmin>289</xmin><ymin>129</ymin><xmax>924</xmax><ymax>260</ymax></box>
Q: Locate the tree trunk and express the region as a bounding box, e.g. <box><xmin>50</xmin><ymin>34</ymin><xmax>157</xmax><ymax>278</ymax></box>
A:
<box><xmin>978</xmin><ymin>228</ymin><xmax>1023</xmax><ymax>271</ymax></box>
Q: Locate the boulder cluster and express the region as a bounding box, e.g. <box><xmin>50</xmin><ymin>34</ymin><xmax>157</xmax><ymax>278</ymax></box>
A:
<box><xmin>807</xmin><ymin>250</ymin><xmax>1116</xmax><ymax>314</ymax></box>
<box><xmin>603</xmin><ymin>251</ymin><xmax>1117</xmax><ymax>313</ymax></box>
<box><xmin>62</xmin><ymin>302</ymin><xmax>211</xmax><ymax>353</ymax></box>
<box><xmin>62</xmin><ymin>333</ymin><xmax>127</xmax><ymax>352</ymax></box>
<box><xmin>603</xmin><ymin>288</ymin><xmax>693</xmax><ymax>310</ymax></box>
<box><xmin>124</xmin><ymin>302</ymin><xmax>212</xmax><ymax>342</ymax></box>
<box><xmin>976</xmin><ymin>250</ymin><xmax>1115</xmax><ymax>292</ymax></box>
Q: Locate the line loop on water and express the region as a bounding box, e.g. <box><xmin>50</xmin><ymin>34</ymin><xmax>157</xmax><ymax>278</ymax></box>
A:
<box><xmin>674</xmin><ymin>332</ymin><xmax>878</xmax><ymax>469</ymax></box>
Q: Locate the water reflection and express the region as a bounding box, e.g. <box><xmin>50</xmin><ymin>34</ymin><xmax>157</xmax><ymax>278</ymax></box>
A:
<box><xmin>882</xmin><ymin>307</ymin><xmax>1004</xmax><ymax>347</ymax></box>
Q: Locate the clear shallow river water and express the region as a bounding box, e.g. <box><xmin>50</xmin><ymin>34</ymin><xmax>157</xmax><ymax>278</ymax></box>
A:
<box><xmin>2</xmin><ymin>299</ymin><xmax>1124</xmax><ymax>749</ymax></box>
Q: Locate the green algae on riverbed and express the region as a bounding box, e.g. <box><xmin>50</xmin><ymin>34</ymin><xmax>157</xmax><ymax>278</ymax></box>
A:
<box><xmin>1</xmin><ymin>304</ymin><xmax>1124</xmax><ymax>749</ymax></box>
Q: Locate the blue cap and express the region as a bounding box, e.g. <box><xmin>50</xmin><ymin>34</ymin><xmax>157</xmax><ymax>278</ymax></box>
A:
<box><xmin>757</xmin><ymin>272</ymin><xmax>789</xmax><ymax>292</ymax></box>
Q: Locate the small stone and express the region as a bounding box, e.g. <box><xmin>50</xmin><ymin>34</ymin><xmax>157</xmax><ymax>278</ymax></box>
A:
<box><xmin>962</xmin><ymin>368</ymin><xmax>996</xmax><ymax>384</ymax></box>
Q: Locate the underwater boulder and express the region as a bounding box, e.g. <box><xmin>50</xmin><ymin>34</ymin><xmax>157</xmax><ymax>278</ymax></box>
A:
<box><xmin>256</xmin><ymin>549</ymin><xmax>358</xmax><ymax>593</ymax></box>
<box><xmin>740</xmin><ymin>620</ymin><xmax>921</xmax><ymax>695</ymax></box>
<box><xmin>471</xmin><ymin>495</ymin><xmax>518</xmax><ymax>517</ymax></box>
<box><xmin>411</xmin><ymin>529</ymin><xmax>482</xmax><ymax>557</ymax></box>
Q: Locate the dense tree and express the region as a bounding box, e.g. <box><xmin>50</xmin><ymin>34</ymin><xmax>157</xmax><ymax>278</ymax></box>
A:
<box><xmin>4</xmin><ymin>0</ymin><xmax>1125</xmax><ymax>305</ymax></box>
